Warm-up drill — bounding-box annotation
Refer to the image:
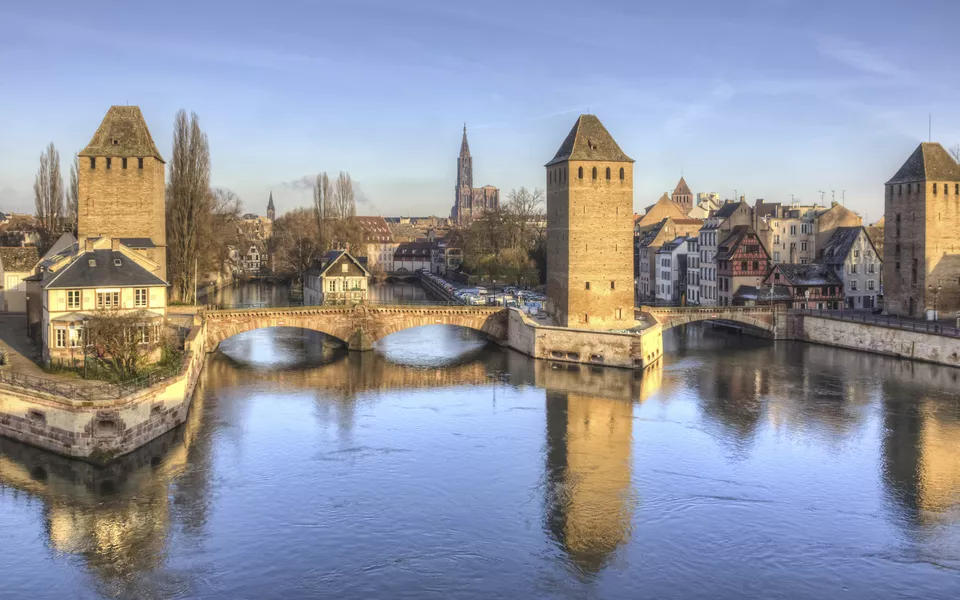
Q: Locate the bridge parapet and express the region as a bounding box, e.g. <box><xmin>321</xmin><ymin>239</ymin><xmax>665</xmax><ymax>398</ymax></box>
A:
<box><xmin>641</xmin><ymin>305</ymin><xmax>779</xmax><ymax>335</ymax></box>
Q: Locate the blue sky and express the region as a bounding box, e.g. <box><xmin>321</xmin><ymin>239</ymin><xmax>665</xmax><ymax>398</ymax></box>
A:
<box><xmin>1</xmin><ymin>0</ymin><xmax>958</xmax><ymax>223</ymax></box>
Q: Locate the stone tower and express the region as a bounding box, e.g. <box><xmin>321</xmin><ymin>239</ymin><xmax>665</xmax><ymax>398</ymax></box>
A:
<box><xmin>78</xmin><ymin>106</ymin><xmax>166</xmax><ymax>281</ymax></box>
<box><xmin>671</xmin><ymin>177</ymin><xmax>693</xmax><ymax>215</ymax></box>
<box><xmin>267</xmin><ymin>192</ymin><xmax>276</xmax><ymax>221</ymax></box>
<box><xmin>883</xmin><ymin>142</ymin><xmax>960</xmax><ymax>318</ymax></box>
<box><xmin>545</xmin><ymin>115</ymin><xmax>635</xmax><ymax>329</ymax></box>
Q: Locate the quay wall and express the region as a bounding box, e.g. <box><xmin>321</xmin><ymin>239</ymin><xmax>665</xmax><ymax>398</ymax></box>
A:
<box><xmin>797</xmin><ymin>315</ymin><xmax>960</xmax><ymax>368</ymax></box>
<box><xmin>0</xmin><ymin>322</ymin><xmax>208</xmax><ymax>463</ymax></box>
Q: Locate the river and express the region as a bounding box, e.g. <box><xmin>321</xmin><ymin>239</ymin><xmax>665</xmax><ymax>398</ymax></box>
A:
<box><xmin>2</xmin><ymin>284</ymin><xmax>960</xmax><ymax>599</ymax></box>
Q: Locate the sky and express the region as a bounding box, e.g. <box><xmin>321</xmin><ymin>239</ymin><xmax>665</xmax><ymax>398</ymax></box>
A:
<box><xmin>1</xmin><ymin>0</ymin><xmax>958</xmax><ymax>224</ymax></box>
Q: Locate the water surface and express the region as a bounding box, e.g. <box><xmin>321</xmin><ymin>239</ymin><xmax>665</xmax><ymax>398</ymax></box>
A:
<box><xmin>2</xmin><ymin>322</ymin><xmax>960</xmax><ymax>599</ymax></box>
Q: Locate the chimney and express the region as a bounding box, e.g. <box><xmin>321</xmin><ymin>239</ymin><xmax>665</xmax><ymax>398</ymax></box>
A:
<box><xmin>111</xmin><ymin>238</ymin><xmax>120</xmax><ymax>251</ymax></box>
<box><xmin>84</xmin><ymin>237</ymin><xmax>96</xmax><ymax>252</ymax></box>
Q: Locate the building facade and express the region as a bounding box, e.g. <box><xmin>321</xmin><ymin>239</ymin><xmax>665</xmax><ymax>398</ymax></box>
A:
<box><xmin>819</xmin><ymin>226</ymin><xmax>882</xmax><ymax>309</ymax></box>
<box><xmin>654</xmin><ymin>236</ymin><xmax>690</xmax><ymax>304</ymax></box>
<box><xmin>763</xmin><ymin>263</ymin><xmax>844</xmax><ymax>310</ymax></box>
<box><xmin>303</xmin><ymin>250</ymin><xmax>370</xmax><ymax>306</ymax></box>
<box><xmin>546</xmin><ymin>115</ymin><xmax>635</xmax><ymax>329</ymax></box>
<box><xmin>0</xmin><ymin>246</ymin><xmax>40</xmax><ymax>312</ymax></box>
<box><xmin>883</xmin><ymin>143</ymin><xmax>960</xmax><ymax>318</ymax></box>
<box><xmin>352</xmin><ymin>216</ymin><xmax>398</xmax><ymax>274</ymax></box>
<box><xmin>686</xmin><ymin>237</ymin><xmax>701</xmax><ymax>305</ymax></box>
<box><xmin>451</xmin><ymin>126</ymin><xmax>500</xmax><ymax>225</ymax></box>
<box><xmin>757</xmin><ymin>201</ymin><xmax>861</xmax><ymax>265</ymax></box>
<box><xmin>715</xmin><ymin>226</ymin><xmax>771</xmax><ymax>306</ymax></box>
<box><xmin>697</xmin><ymin>199</ymin><xmax>754</xmax><ymax>306</ymax></box>
<box><xmin>393</xmin><ymin>242</ymin><xmax>436</xmax><ymax>273</ymax></box>
<box><xmin>636</xmin><ymin>217</ymin><xmax>703</xmax><ymax>303</ymax></box>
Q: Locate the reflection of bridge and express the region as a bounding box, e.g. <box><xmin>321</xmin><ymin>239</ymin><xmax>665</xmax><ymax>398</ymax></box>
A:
<box><xmin>643</xmin><ymin>305</ymin><xmax>780</xmax><ymax>336</ymax></box>
<box><xmin>202</xmin><ymin>304</ymin><xmax>508</xmax><ymax>351</ymax></box>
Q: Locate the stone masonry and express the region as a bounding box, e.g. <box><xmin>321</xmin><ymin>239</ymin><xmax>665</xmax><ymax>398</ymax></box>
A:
<box><xmin>78</xmin><ymin>106</ymin><xmax>167</xmax><ymax>281</ymax></box>
<box><xmin>545</xmin><ymin>115</ymin><xmax>635</xmax><ymax>329</ymax></box>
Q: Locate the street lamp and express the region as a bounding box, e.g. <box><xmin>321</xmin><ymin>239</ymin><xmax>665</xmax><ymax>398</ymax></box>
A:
<box><xmin>928</xmin><ymin>281</ymin><xmax>942</xmax><ymax>321</ymax></box>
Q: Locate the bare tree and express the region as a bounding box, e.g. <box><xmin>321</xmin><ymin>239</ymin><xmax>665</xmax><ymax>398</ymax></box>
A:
<box><xmin>67</xmin><ymin>154</ymin><xmax>79</xmax><ymax>234</ymax></box>
<box><xmin>333</xmin><ymin>171</ymin><xmax>356</xmax><ymax>220</ymax></box>
<box><xmin>505</xmin><ymin>187</ymin><xmax>544</xmax><ymax>249</ymax></box>
<box><xmin>313</xmin><ymin>172</ymin><xmax>333</xmax><ymax>254</ymax></box>
<box><xmin>166</xmin><ymin>110</ymin><xmax>212</xmax><ymax>303</ymax></box>
<box><xmin>85</xmin><ymin>309</ymin><xmax>163</xmax><ymax>379</ymax></box>
<box><xmin>33</xmin><ymin>142</ymin><xmax>64</xmax><ymax>251</ymax></box>
<box><xmin>206</xmin><ymin>188</ymin><xmax>243</xmax><ymax>277</ymax></box>
<box><xmin>272</xmin><ymin>207</ymin><xmax>319</xmax><ymax>282</ymax></box>
<box><xmin>950</xmin><ymin>144</ymin><xmax>960</xmax><ymax>163</ymax></box>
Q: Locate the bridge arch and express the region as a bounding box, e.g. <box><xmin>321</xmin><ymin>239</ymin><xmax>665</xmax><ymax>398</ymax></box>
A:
<box><xmin>642</xmin><ymin>306</ymin><xmax>776</xmax><ymax>334</ymax></box>
<box><xmin>201</xmin><ymin>305</ymin><xmax>509</xmax><ymax>352</ymax></box>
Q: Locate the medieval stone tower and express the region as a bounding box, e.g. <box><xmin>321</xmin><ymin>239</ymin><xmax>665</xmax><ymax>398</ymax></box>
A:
<box><xmin>883</xmin><ymin>142</ymin><xmax>960</xmax><ymax>318</ymax></box>
<box><xmin>545</xmin><ymin>115</ymin><xmax>635</xmax><ymax>329</ymax></box>
<box><xmin>78</xmin><ymin>106</ymin><xmax>167</xmax><ymax>281</ymax></box>
<box><xmin>671</xmin><ymin>177</ymin><xmax>693</xmax><ymax>215</ymax></box>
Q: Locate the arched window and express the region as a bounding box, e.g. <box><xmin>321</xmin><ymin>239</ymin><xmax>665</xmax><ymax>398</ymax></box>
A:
<box><xmin>592</xmin><ymin>167</ymin><xmax>597</xmax><ymax>179</ymax></box>
<box><xmin>578</xmin><ymin>167</ymin><xmax>583</xmax><ymax>179</ymax></box>
<box><xmin>619</xmin><ymin>167</ymin><xmax>624</xmax><ymax>180</ymax></box>
<box><xmin>605</xmin><ymin>167</ymin><xmax>611</xmax><ymax>180</ymax></box>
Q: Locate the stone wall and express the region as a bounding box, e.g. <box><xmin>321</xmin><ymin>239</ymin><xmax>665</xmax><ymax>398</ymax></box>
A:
<box><xmin>506</xmin><ymin>308</ymin><xmax>661</xmax><ymax>369</ymax></box>
<box><xmin>797</xmin><ymin>315</ymin><xmax>960</xmax><ymax>368</ymax></box>
<box><xmin>0</xmin><ymin>322</ymin><xmax>207</xmax><ymax>463</ymax></box>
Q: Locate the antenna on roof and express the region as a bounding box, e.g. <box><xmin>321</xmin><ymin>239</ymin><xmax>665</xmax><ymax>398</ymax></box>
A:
<box><xmin>841</xmin><ymin>190</ymin><xmax>846</xmax><ymax>206</ymax></box>
<box><xmin>929</xmin><ymin>113</ymin><xmax>932</xmax><ymax>142</ymax></box>
<box><xmin>817</xmin><ymin>190</ymin><xmax>826</xmax><ymax>203</ymax></box>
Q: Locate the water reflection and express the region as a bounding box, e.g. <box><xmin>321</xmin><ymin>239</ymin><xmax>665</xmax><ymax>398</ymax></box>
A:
<box><xmin>2</xmin><ymin>324</ymin><xmax>960</xmax><ymax>599</ymax></box>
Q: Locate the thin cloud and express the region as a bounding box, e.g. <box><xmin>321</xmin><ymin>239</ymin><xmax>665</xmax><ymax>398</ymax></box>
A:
<box><xmin>816</xmin><ymin>36</ymin><xmax>908</xmax><ymax>80</ymax></box>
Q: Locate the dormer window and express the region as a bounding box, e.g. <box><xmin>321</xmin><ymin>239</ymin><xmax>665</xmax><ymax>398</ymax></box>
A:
<box><xmin>112</xmin><ymin>139</ymin><xmax>119</xmax><ymax>145</ymax></box>
<box><xmin>114</xmin><ymin>258</ymin><xmax>122</xmax><ymax>267</ymax></box>
<box><xmin>88</xmin><ymin>259</ymin><xmax>96</xmax><ymax>267</ymax></box>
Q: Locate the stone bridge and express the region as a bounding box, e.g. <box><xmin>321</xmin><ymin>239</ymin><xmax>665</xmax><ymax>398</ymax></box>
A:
<box><xmin>200</xmin><ymin>304</ymin><xmax>509</xmax><ymax>351</ymax></box>
<box><xmin>642</xmin><ymin>305</ymin><xmax>780</xmax><ymax>336</ymax></box>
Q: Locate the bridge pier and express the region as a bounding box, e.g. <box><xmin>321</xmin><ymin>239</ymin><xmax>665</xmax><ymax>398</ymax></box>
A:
<box><xmin>347</xmin><ymin>329</ymin><xmax>374</xmax><ymax>352</ymax></box>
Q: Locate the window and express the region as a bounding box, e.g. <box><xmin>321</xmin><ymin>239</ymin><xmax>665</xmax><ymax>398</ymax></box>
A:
<box><xmin>800</xmin><ymin>259</ymin><xmax>808</xmax><ymax>264</ymax></box>
<box><xmin>341</xmin><ymin>263</ymin><xmax>349</xmax><ymax>273</ymax></box>
<box><xmin>934</xmin><ymin>183</ymin><xmax>938</xmax><ymax>194</ymax></box>
<box><xmin>800</xmin><ymin>242</ymin><xmax>808</xmax><ymax>252</ymax></box>
<box><xmin>790</xmin><ymin>225</ymin><xmax>796</xmax><ymax>235</ymax></box>
<box><xmin>592</xmin><ymin>167</ymin><xmax>597</xmax><ymax>180</ymax></box>
<box><xmin>605</xmin><ymin>167</ymin><xmax>611</xmax><ymax>180</ymax></box>
<box><xmin>55</xmin><ymin>328</ymin><xmax>66</xmax><ymax>348</ymax></box>
<box><xmin>328</xmin><ymin>280</ymin><xmax>336</xmax><ymax>292</ymax></box>
<box><xmin>956</xmin><ymin>184</ymin><xmax>959</xmax><ymax>195</ymax></box>
<box><xmin>67</xmin><ymin>290</ymin><xmax>81</xmax><ymax>309</ymax></box>
<box><xmin>619</xmin><ymin>167</ymin><xmax>624</xmax><ymax>180</ymax></box>
<box><xmin>867</xmin><ymin>280</ymin><xmax>875</xmax><ymax>291</ymax></box>
<box><xmin>850</xmin><ymin>280</ymin><xmax>858</xmax><ymax>291</ymax></box>
<box><xmin>583</xmin><ymin>313</ymin><xmax>589</xmax><ymax>324</ymax></box>
<box><xmin>106</xmin><ymin>157</ymin><xmax>111</xmax><ymax>169</ymax></box>
<box><xmin>96</xmin><ymin>291</ymin><xmax>120</xmax><ymax>308</ymax></box>
<box><xmin>912</xmin><ymin>258</ymin><xmax>918</xmax><ymax>285</ymax></box>
<box><xmin>89</xmin><ymin>157</ymin><xmax>96</xmax><ymax>169</ymax></box>
<box><xmin>122</xmin><ymin>157</ymin><xmax>128</xmax><ymax>169</ymax></box>
<box><xmin>138</xmin><ymin>157</ymin><xmax>144</xmax><ymax>169</ymax></box>
<box><xmin>774</xmin><ymin>251</ymin><xmax>780</xmax><ymax>261</ymax></box>
<box><xmin>578</xmin><ymin>167</ymin><xmax>583</xmax><ymax>179</ymax></box>
<box><xmin>868</xmin><ymin>263</ymin><xmax>875</xmax><ymax>274</ymax></box>
<box><xmin>69</xmin><ymin>326</ymin><xmax>83</xmax><ymax>348</ymax></box>
<box><xmin>752</xmin><ymin>261</ymin><xmax>759</xmax><ymax>271</ymax></box>
<box><xmin>849</xmin><ymin>264</ymin><xmax>858</xmax><ymax>274</ymax></box>
<box><xmin>585</xmin><ymin>281</ymin><xmax>590</xmax><ymax>290</ymax></box>
<box><xmin>610</xmin><ymin>280</ymin><xmax>615</xmax><ymax>290</ymax></box>
<box><xmin>134</xmin><ymin>288</ymin><xmax>148</xmax><ymax>307</ymax></box>
<box><xmin>774</xmin><ymin>235</ymin><xmax>780</xmax><ymax>245</ymax></box>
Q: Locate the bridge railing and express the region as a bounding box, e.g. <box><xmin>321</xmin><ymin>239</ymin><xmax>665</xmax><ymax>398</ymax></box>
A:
<box><xmin>794</xmin><ymin>309</ymin><xmax>960</xmax><ymax>338</ymax></box>
<box><xmin>202</xmin><ymin>299</ymin><xmax>488</xmax><ymax>311</ymax></box>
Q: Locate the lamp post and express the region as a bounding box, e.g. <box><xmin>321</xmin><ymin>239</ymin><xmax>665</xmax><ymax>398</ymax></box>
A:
<box><xmin>82</xmin><ymin>316</ymin><xmax>90</xmax><ymax>379</ymax></box>
<box><xmin>928</xmin><ymin>281</ymin><xmax>942</xmax><ymax>321</ymax></box>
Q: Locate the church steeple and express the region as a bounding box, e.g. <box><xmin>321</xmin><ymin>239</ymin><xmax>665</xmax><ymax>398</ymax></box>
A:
<box><xmin>266</xmin><ymin>191</ymin><xmax>276</xmax><ymax>220</ymax></box>
<box><xmin>460</xmin><ymin>123</ymin><xmax>470</xmax><ymax>157</ymax></box>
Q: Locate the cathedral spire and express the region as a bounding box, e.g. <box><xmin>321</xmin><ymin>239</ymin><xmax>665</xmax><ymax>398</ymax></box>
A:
<box><xmin>266</xmin><ymin>191</ymin><xmax>276</xmax><ymax>220</ymax></box>
<box><xmin>460</xmin><ymin>123</ymin><xmax>470</xmax><ymax>157</ymax></box>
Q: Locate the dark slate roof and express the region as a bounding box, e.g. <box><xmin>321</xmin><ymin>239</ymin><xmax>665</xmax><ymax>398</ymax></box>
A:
<box><xmin>43</xmin><ymin>250</ymin><xmax>167</xmax><ymax>289</ymax></box>
<box><xmin>715</xmin><ymin>226</ymin><xmax>760</xmax><ymax>261</ymax></box>
<box><xmin>351</xmin><ymin>216</ymin><xmax>394</xmax><ymax>243</ymax></box>
<box><xmin>394</xmin><ymin>241</ymin><xmax>437</xmax><ymax>259</ymax></box>
<box><xmin>886</xmin><ymin>142</ymin><xmax>960</xmax><ymax>184</ymax></box>
<box><xmin>0</xmin><ymin>246</ymin><xmax>40</xmax><ymax>272</ymax></box>
<box><xmin>312</xmin><ymin>250</ymin><xmax>370</xmax><ymax>277</ymax></box>
<box><xmin>118</xmin><ymin>237</ymin><xmax>156</xmax><ymax>249</ymax></box>
<box><xmin>39</xmin><ymin>242</ymin><xmax>79</xmax><ymax>269</ymax></box>
<box><xmin>546</xmin><ymin>115</ymin><xmax>634</xmax><ymax>166</ymax></box>
<box><xmin>673</xmin><ymin>177</ymin><xmax>692</xmax><ymax>196</ymax></box>
<box><xmin>267</xmin><ymin>192</ymin><xmax>275</xmax><ymax>211</ymax></box>
<box><xmin>714</xmin><ymin>201</ymin><xmax>743</xmax><ymax>219</ymax></box>
<box><xmin>637</xmin><ymin>220</ymin><xmax>666</xmax><ymax>248</ymax></box>
<box><xmin>755</xmin><ymin>201</ymin><xmax>781</xmax><ymax>219</ymax></box>
<box><xmin>774</xmin><ymin>263</ymin><xmax>842</xmax><ymax>287</ymax></box>
<box><xmin>79</xmin><ymin>106</ymin><xmax>164</xmax><ymax>162</ymax></box>
<box><xmin>819</xmin><ymin>226</ymin><xmax>864</xmax><ymax>265</ymax></box>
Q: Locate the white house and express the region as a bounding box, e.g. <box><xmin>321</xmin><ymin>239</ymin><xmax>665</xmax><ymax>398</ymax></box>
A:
<box><xmin>818</xmin><ymin>226</ymin><xmax>882</xmax><ymax>310</ymax></box>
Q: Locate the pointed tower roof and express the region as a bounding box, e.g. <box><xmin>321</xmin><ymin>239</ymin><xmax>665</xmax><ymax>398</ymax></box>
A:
<box><xmin>673</xmin><ymin>177</ymin><xmax>692</xmax><ymax>196</ymax></box>
<box><xmin>267</xmin><ymin>191</ymin><xmax>275</xmax><ymax>211</ymax></box>
<box><xmin>79</xmin><ymin>106</ymin><xmax>164</xmax><ymax>162</ymax></box>
<box><xmin>886</xmin><ymin>142</ymin><xmax>960</xmax><ymax>184</ymax></box>
<box><xmin>546</xmin><ymin>114</ymin><xmax>634</xmax><ymax>166</ymax></box>
<box><xmin>460</xmin><ymin>124</ymin><xmax>471</xmax><ymax>157</ymax></box>
<box><xmin>637</xmin><ymin>193</ymin><xmax>688</xmax><ymax>226</ymax></box>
